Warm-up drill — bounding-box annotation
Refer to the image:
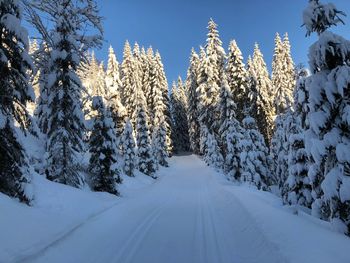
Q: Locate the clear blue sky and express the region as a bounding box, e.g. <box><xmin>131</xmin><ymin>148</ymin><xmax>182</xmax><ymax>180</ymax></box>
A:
<box><xmin>95</xmin><ymin>0</ymin><xmax>349</xmax><ymax>84</ymax></box>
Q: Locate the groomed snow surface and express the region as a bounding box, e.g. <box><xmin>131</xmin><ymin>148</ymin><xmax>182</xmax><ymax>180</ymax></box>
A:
<box><xmin>1</xmin><ymin>155</ymin><xmax>349</xmax><ymax>263</ymax></box>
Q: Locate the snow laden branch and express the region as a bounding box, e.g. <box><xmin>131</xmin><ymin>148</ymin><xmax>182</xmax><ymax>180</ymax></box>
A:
<box><xmin>22</xmin><ymin>0</ymin><xmax>103</xmax><ymax>56</ymax></box>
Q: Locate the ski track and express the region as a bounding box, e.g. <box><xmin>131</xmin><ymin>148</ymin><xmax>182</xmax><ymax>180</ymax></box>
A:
<box><xmin>17</xmin><ymin>155</ymin><xmax>338</xmax><ymax>263</ymax></box>
<box><xmin>16</xmin><ymin>201</ymin><xmax>121</xmax><ymax>263</ymax></box>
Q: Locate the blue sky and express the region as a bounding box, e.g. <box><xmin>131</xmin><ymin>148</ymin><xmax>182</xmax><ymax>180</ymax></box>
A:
<box><xmin>95</xmin><ymin>0</ymin><xmax>349</xmax><ymax>84</ymax></box>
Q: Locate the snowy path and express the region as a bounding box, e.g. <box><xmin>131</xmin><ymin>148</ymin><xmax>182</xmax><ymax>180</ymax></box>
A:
<box><xmin>19</xmin><ymin>155</ymin><xmax>350</xmax><ymax>263</ymax></box>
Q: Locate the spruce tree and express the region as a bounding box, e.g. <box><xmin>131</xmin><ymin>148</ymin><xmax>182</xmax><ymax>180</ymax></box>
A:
<box><xmin>196</xmin><ymin>47</ymin><xmax>211</xmax><ymax>156</ymax></box>
<box><xmin>272</xmin><ymin>33</ymin><xmax>296</xmax><ymax>115</ymax></box>
<box><xmin>140</xmin><ymin>47</ymin><xmax>152</xmax><ymax>113</ymax></box>
<box><xmin>282</xmin><ymin>67</ymin><xmax>312</xmax><ymax>208</ymax></box>
<box><xmin>283</xmin><ymin>116</ymin><xmax>312</xmax><ymax>207</ymax></box>
<box><xmin>145</xmin><ymin>47</ymin><xmax>155</xmax><ymax>114</ymax></box>
<box><xmin>133</xmin><ymin>42</ymin><xmax>144</xmax><ymax>83</ymax></box>
<box><xmin>226</xmin><ymin>40</ymin><xmax>249</xmax><ymax>123</ymax></box>
<box><xmin>0</xmin><ymin>0</ymin><xmax>34</xmax><ymax>204</ymax></box>
<box><xmin>105</xmin><ymin>45</ymin><xmax>127</xmax><ymax>149</ymax></box>
<box><xmin>88</xmin><ymin>97</ymin><xmax>121</xmax><ymax>195</ymax></box>
<box><xmin>204</xmin><ymin>130</ymin><xmax>224</xmax><ymax>169</ymax></box>
<box><xmin>121</xmin><ymin>119</ymin><xmax>136</xmax><ymax>177</ymax></box>
<box><xmin>42</xmin><ymin>0</ymin><xmax>102</xmax><ymax>187</ymax></box>
<box><xmin>273</xmin><ymin>113</ymin><xmax>294</xmax><ymax>195</ymax></box>
<box><xmin>34</xmin><ymin>42</ymin><xmax>51</xmax><ymax>134</ymax></box>
<box><xmin>303</xmin><ymin>0</ymin><xmax>350</xmax><ymax>235</ymax></box>
<box><xmin>218</xmin><ymin>72</ymin><xmax>244</xmax><ymax>179</ymax></box>
<box><xmin>247</xmin><ymin>45</ymin><xmax>275</xmax><ymax>145</ymax></box>
<box><xmin>96</xmin><ymin>62</ymin><xmax>107</xmax><ymax>98</ymax></box>
<box><xmin>171</xmin><ymin>79</ymin><xmax>190</xmax><ymax>153</ymax></box>
<box><xmin>203</xmin><ymin>19</ymin><xmax>225</xmax><ymax>135</ymax></box>
<box><xmin>135</xmin><ymin>90</ymin><xmax>156</xmax><ymax>176</ymax></box>
<box><xmin>177</xmin><ymin>77</ymin><xmax>190</xmax><ymax>151</ymax></box>
<box><xmin>170</xmin><ymin>82</ymin><xmax>181</xmax><ymax>153</ymax></box>
<box><xmin>154</xmin><ymin>52</ymin><xmax>173</xmax><ymax>156</ymax></box>
<box><xmin>186</xmin><ymin>49</ymin><xmax>201</xmax><ymax>154</ymax></box>
<box><xmin>78</xmin><ymin>51</ymin><xmax>101</xmax><ymax>121</ymax></box>
<box><xmin>152</xmin><ymin>101</ymin><xmax>168</xmax><ymax>167</ymax></box>
<box><xmin>239</xmin><ymin>117</ymin><xmax>270</xmax><ymax>191</ymax></box>
<box><xmin>27</xmin><ymin>39</ymin><xmax>40</xmax><ymax>115</ymax></box>
<box><xmin>121</xmin><ymin>40</ymin><xmax>139</xmax><ymax>131</ymax></box>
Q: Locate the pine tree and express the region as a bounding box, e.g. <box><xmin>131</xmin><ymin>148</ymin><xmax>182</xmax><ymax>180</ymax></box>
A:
<box><xmin>105</xmin><ymin>45</ymin><xmax>127</xmax><ymax>149</ymax></box>
<box><xmin>272</xmin><ymin>113</ymin><xmax>294</xmax><ymax>195</ymax></box>
<box><xmin>140</xmin><ymin>47</ymin><xmax>152</xmax><ymax>113</ymax></box>
<box><xmin>27</xmin><ymin>39</ymin><xmax>40</xmax><ymax>115</ymax></box>
<box><xmin>42</xmin><ymin>0</ymin><xmax>102</xmax><ymax>188</ymax></box>
<box><xmin>121</xmin><ymin>119</ymin><xmax>136</xmax><ymax>177</ymax></box>
<box><xmin>226</xmin><ymin>40</ymin><xmax>248</xmax><ymax>123</ymax></box>
<box><xmin>247</xmin><ymin>45</ymin><xmax>275</xmax><ymax>145</ymax></box>
<box><xmin>88</xmin><ymin>97</ymin><xmax>121</xmax><ymax>195</ymax></box>
<box><xmin>283</xmin><ymin>116</ymin><xmax>312</xmax><ymax>207</ymax></box>
<box><xmin>154</xmin><ymin>52</ymin><xmax>173</xmax><ymax>156</ymax></box>
<box><xmin>34</xmin><ymin>42</ymin><xmax>51</xmax><ymax>134</ymax></box>
<box><xmin>144</xmin><ymin>47</ymin><xmax>155</xmax><ymax>113</ymax></box>
<box><xmin>0</xmin><ymin>0</ymin><xmax>34</xmax><ymax>204</ymax></box>
<box><xmin>177</xmin><ymin>77</ymin><xmax>190</xmax><ymax>150</ymax></box>
<box><xmin>197</xmin><ymin>47</ymin><xmax>211</xmax><ymax>156</ymax></box>
<box><xmin>135</xmin><ymin>90</ymin><xmax>156</xmax><ymax>176</ymax></box>
<box><xmin>152</xmin><ymin>103</ymin><xmax>168</xmax><ymax>167</ymax></box>
<box><xmin>196</xmin><ymin>19</ymin><xmax>226</xmax><ymax>161</ymax></box>
<box><xmin>204</xmin><ymin>130</ymin><xmax>224</xmax><ymax>169</ymax></box>
<box><xmin>121</xmin><ymin>40</ymin><xmax>139</xmax><ymax>131</ymax></box>
<box><xmin>133</xmin><ymin>42</ymin><xmax>144</xmax><ymax>83</ymax></box>
<box><xmin>203</xmin><ymin>19</ymin><xmax>225</xmax><ymax>135</ymax></box>
<box><xmin>170</xmin><ymin>82</ymin><xmax>179</xmax><ymax>153</ymax></box>
<box><xmin>239</xmin><ymin>117</ymin><xmax>270</xmax><ymax>191</ymax></box>
<box><xmin>218</xmin><ymin>72</ymin><xmax>244</xmax><ymax>179</ymax></box>
<box><xmin>272</xmin><ymin>33</ymin><xmax>296</xmax><ymax>115</ymax></box>
<box><xmin>282</xmin><ymin>67</ymin><xmax>312</xmax><ymax>208</ymax></box>
<box><xmin>186</xmin><ymin>49</ymin><xmax>201</xmax><ymax>154</ymax></box>
<box><xmin>96</xmin><ymin>62</ymin><xmax>107</xmax><ymax>98</ymax></box>
<box><xmin>171</xmin><ymin>78</ymin><xmax>190</xmax><ymax>153</ymax></box>
<box><xmin>269</xmin><ymin>115</ymin><xmax>285</xmax><ymax>187</ymax></box>
<box><xmin>303</xmin><ymin>0</ymin><xmax>350</xmax><ymax>235</ymax></box>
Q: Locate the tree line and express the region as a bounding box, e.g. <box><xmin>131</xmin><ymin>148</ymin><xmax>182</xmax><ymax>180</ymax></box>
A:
<box><xmin>182</xmin><ymin>1</ymin><xmax>350</xmax><ymax>235</ymax></box>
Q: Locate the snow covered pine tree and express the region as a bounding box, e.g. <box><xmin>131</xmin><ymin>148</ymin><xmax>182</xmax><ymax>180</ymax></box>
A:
<box><xmin>121</xmin><ymin>119</ymin><xmax>136</xmax><ymax>177</ymax></box>
<box><xmin>135</xmin><ymin>90</ymin><xmax>156</xmax><ymax>177</ymax></box>
<box><xmin>186</xmin><ymin>49</ymin><xmax>201</xmax><ymax>154</ymax></box>
<box><xmin>25</xmin><ymin>0</ymin><xmax>103</xmax><ymax>187</ymax></box>
<box><xmin>89</xmin><ymin>96</ymin><xmax>121</xmax><ymax>195</ymax></box>
<box><xmin>0</xmin><ymin>0</ymin><xmax>34</xmax><ymax>204</ymax></box>
<box><xmin>303</xmin><ymin>0</ymin><xmax>350</xmax><ymax>235</ymax></box>
<box><xmin>239</xmin><ymin>117</ymin><xmax>270</xmax><ymax>191</ymax></box>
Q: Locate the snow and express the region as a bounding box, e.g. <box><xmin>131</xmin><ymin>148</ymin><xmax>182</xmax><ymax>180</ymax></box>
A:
<box><xmin>0</xmin><ymin>169</ymin><xmax>154</xmax><ymax>263</ymax></box>
<box><xmin>1</xmin><ymin>155</ymin><xmax>349</xmax><ymax>263</ymax></box>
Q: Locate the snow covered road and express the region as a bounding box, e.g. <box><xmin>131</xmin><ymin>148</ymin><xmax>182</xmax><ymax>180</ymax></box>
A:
<box><xmin>18</xmin><ymin>155</ymin><xmax>350</xmax><ymax>263</ymax></box>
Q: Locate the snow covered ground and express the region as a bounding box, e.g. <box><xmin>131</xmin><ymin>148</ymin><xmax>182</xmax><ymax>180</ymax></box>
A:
<box><xmin>1</xmin><ymin>155</ymin><xmax>349</xmax><ymax>263</ymax></box>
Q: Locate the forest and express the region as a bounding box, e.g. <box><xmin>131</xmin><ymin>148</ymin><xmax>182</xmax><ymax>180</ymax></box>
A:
<box><xmin>0</xmin><ymin>1</ymin><xmax>350</xmax><ymax>262</ymax></box>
